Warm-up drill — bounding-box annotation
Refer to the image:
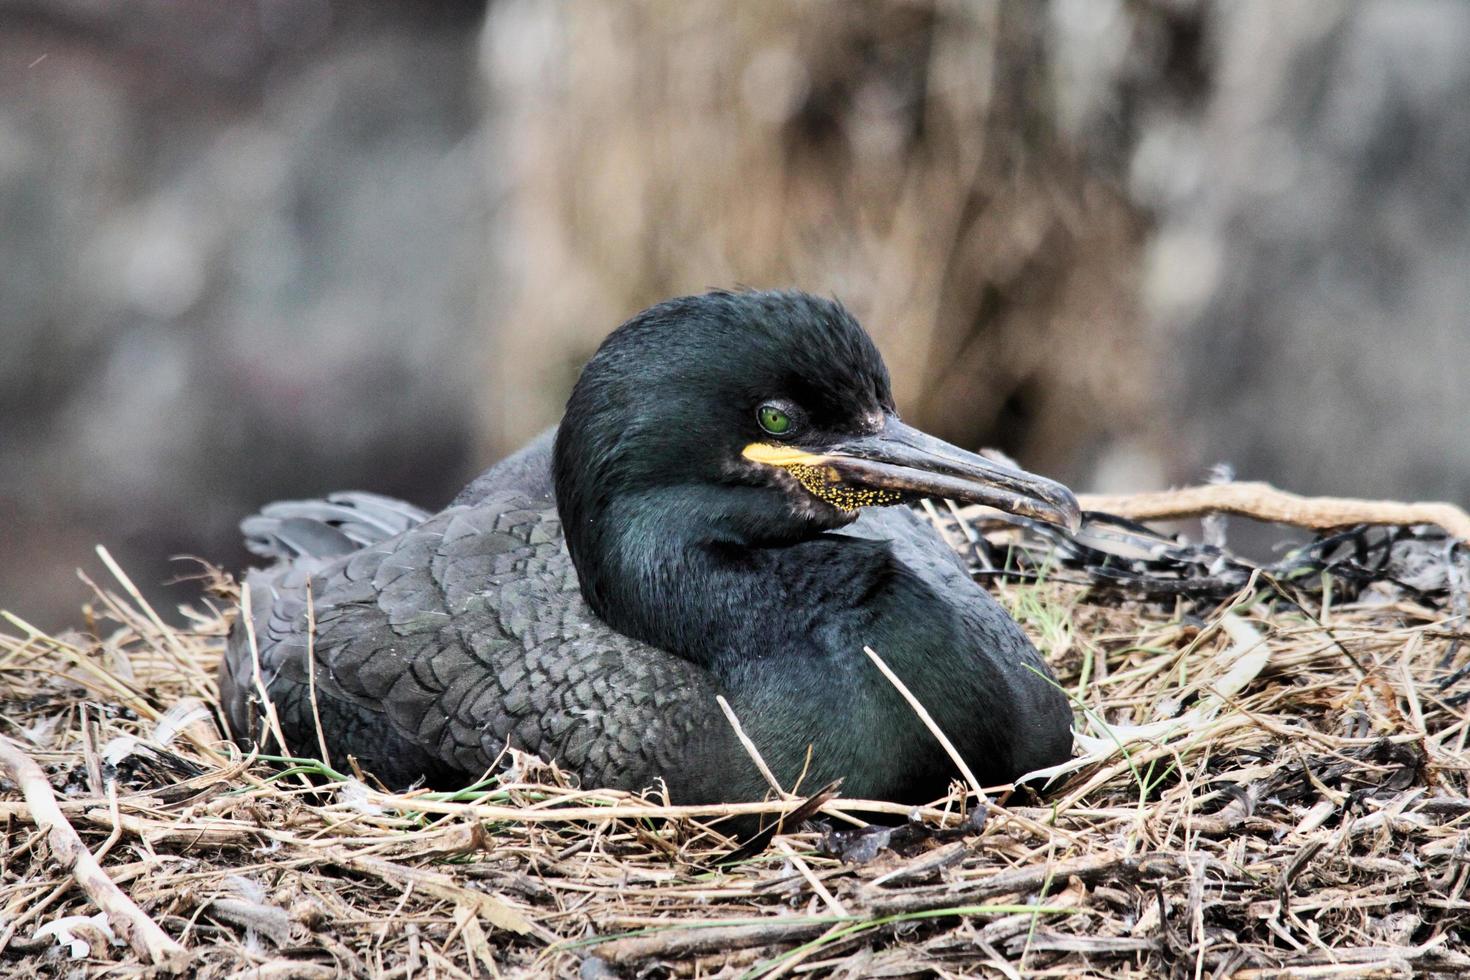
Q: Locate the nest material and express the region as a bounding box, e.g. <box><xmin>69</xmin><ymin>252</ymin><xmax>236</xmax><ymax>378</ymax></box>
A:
<box><xmin>2</xmin><ymin>500</ymin><xmax>1469</xmax><ymax>977</ymax></box>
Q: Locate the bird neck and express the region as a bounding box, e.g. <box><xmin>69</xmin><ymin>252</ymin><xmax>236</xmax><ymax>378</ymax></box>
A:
<box><xmin>562</xmin><ymin>488</ymin><xmax>833</xmax><ymax>669</ymax></box>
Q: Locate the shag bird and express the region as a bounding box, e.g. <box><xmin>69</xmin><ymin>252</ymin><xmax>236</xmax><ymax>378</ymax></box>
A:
<box><xmin>220</xmin><ymin>290</ymin><xmax>1079</xmax><ymax>809</ymax></box>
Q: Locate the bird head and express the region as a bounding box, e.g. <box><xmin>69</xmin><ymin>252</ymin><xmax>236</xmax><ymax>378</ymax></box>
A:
<box><xmin>552</xmin><ymin>290</ymin><xmax>1079</xmax><ymax>562</ymax></box>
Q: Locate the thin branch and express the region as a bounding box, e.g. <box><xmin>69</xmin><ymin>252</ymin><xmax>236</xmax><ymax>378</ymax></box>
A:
<box><xmin>717</xmin><ymin>694</ymin><xmax>790</xmax><ymax>799</ymax></box>
<box><xmin>864</xmin><ymin>646</ymin><xmax>986</xmax><ymax>803</ymax></box>
<box><xmin>0</xmin><ymin>735</ymin><xmax>189</xmax><ymax>972</ymax></box>
<box><xmin>304</xmin><ymin>579</ymin><xmax>333</xmax><ymax>771</ymax></box>
<box><xmin>1071</xmin><ymin>482</ymin><xmax>1470</xmax><ymax>543</ymax></box>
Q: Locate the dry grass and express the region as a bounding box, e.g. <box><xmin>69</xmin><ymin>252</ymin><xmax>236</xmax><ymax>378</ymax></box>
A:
<box><xmin>2</xmin><ymin>517</ymin><xmax>1469</xmax><ymax>978</ymax></box>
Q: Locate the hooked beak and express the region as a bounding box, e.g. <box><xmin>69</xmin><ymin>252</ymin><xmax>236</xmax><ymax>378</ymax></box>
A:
<box><xmin>743</xmin><ymin>417</ymin><xmax>1082</xmax><ymax>532</ymax></box>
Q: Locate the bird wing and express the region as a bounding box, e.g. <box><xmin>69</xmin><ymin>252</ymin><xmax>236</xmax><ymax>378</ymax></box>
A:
<box><xmin>222</xmin><ymin>491</ymin><xmax>735</xmax><ymax>798</ymax></box>
<box><xmin>241</xmin><ymin>491</ymin><xmax>432</xmax><ymax>561</ymax></box>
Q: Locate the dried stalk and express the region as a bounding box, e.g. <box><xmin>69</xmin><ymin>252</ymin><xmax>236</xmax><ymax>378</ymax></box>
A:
<box><xmin>1073</xmin><ymin>481</ymin><xmax>1470</xmax><ymax>542</ymax></box>
<box><xmin>2</xmin><ymin>502</ymin><xmax>1467</xmax><ymax>977</ymax></box>
<box><xmin>0</xmin><ymin>735</ymin><xmax>189</xmax><ymax>972</ymax></box>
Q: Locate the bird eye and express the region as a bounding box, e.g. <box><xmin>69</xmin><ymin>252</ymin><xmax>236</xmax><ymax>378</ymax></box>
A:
<box><xmin>757</xmin><ymin>404</ymin><xmax>793</xmax><ymax>436</ymax></box>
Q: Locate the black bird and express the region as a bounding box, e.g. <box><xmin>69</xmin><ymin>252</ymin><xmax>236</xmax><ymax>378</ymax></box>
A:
<box><xmin>220</xmin><ymin>290</ymin><xmax>1079</xmax><ymax>809</ymax></box>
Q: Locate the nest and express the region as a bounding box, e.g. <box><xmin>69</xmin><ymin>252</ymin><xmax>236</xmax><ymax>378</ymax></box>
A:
<box><xmin>3</xmin><ymin>497</ymin><xmax>1469</xmax><ymax>978</ymax></box>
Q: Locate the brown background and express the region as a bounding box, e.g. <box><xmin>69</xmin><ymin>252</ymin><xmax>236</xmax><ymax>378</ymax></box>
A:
<box><xmin>2</xmin><ymin>0</ymin><xmax>1467</xmax><ymax>626</ymax></box>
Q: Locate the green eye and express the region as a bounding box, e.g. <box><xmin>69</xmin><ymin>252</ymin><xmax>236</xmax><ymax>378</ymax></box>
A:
<box><xmin>757</xmin><ymin>405</ymin><xmax>792</xmax><ymax>436</ymax></box>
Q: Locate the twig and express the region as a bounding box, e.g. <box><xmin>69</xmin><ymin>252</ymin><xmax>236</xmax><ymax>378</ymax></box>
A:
<box><xmin>717</xmin><ymin>695</ymin><xmax>790</xmax><ymax>799</ymax></box>
<box><xmin>864</xmin><ymin>646</ymin><xmax>986</xmax><ymax>802</ymax></box>
<box><xmin>592</xmin><ymin>853</ymin><xmax>1173</xmax><ymax>964</ymax></box>
<box><xmin>240</xmin><ymin>582</ymin><xmax>297</xmax><ymax>775</ymax></box>
<box><xmin>1070</xmin><ymin>482</ymin><xmax>1470</xmax><ymax>543</ymax></box>
<box><xmin>94</xmin><ymin>545</ymin><xmax>195</xmax><ymax>673</ymax></box>
<box><xmin>774</xmin><ymin>839</ymin><xmax>848</xmax><ymax>917</ymax></box>
<box><xmin>0</xmin><ymin>735</ymin><xmax>189</xmax><ymax>972</ymax></box>
<box><xmin>304</xmin><ymin>580</ymin><xmax>333</xmax><ymax>771</ymax></box>
<box><xmin>365</xmin><ymin>786</ymin><xmax>949</xmax><ymax>826</ymax></box>
<box><xmin>334</xmin><ymin>854</ymin><xmax>541</xmax><ymax>939</ymax></box>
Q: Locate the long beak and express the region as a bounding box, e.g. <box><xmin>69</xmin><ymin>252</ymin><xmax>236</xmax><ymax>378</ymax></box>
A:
<box><xmin>809</xmin><ymin>417</ymin><xmax>1081</xmax><ymax>531</ymax></box>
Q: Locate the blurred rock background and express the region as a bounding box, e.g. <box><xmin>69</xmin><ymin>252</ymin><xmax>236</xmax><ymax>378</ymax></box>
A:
<box><xmin>1</xmin><ymin>0</ymin><xmax>1465</xmax><ymax>627</ymax></box>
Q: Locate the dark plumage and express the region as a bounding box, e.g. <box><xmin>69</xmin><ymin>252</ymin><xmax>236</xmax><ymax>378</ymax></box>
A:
<box><xmin>220</xmin><ymin>290</ymin><xmax>1078</xmax><ymax>810</ymax></box>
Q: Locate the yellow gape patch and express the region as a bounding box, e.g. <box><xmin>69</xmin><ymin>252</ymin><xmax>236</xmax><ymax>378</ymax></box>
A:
<box><xmin>787</xmin><ymin>464</ymin><xmax>902</xmax><ymax>512</ymax></box>
<box><xmin>742</xmin><ymin>442</ymin><xmax>902</xmax><ymax>512</ymax></box>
